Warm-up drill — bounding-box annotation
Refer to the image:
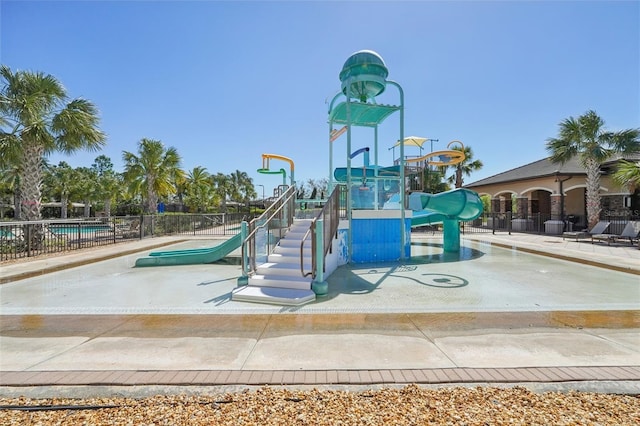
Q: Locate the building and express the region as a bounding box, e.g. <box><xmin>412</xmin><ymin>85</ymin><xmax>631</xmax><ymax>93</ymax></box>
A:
<box><xmin>465</xmin><ymin>154</ymin><xmax>639</xmax><ymax>231</ymax></box>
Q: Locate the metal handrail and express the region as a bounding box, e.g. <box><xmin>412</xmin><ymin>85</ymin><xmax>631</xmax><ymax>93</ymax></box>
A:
<box><xmin>241</xmin><ymin>185</ymin><xmax>296</xmax><ymax>277</ymax></box>
<box><xmin>300</xmin><ymin>184</ymin><xmax>344</xmax><ymax>279</ymax></box>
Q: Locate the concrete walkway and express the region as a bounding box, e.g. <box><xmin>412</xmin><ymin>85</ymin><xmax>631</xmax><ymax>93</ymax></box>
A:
<box><xmin>1</xmin><ymin>232</ymin><xmax>638</xmax><ymax>396</ymax></box>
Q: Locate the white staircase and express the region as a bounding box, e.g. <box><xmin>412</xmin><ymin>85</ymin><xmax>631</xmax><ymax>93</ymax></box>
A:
<box><xmin>232</xmin><ymin>219</ymin><xmax>316</xmax><ymax>305</ymax></box>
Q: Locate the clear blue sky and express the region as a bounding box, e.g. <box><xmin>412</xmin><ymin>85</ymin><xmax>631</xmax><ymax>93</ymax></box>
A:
<box><xmin>2</xmin><ymin>0</ymin><xmax>639</xmax><ymax>194</ymax></box>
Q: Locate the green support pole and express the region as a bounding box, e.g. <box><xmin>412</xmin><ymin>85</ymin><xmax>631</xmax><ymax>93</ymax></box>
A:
<box><xmin>311</xmin><ymin>220</ymin><xmax>328</xmax><ymax>296</ymax></box>
<box><xmin>442</xmin><ymin>218</ymin><xmax>461</xmax><ymax>253</ymax></box>
<box><xmin>237</xmin><ymin>220</ymin><xmax>249</xmax><ymax>286</ymax></box>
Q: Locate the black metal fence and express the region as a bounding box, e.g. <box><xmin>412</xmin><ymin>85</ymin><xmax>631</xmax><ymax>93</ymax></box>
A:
<box><xmin>3</xmin><ymin>210</ymin><xmax>634</xmax><ymax>262</ymax></box>
<box><xmin>417</xmin><ymin>212</ymin><xmax>636</xmax><ymax>236</ymax></box>
<box><xmin>0</xmin><ymin>213</ymin><xmax>251</xmax><ymax>262</ymax></box>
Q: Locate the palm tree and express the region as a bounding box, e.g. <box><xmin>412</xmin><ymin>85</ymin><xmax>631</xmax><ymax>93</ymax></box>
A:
<box><xmin>122</xmin><ymin>138</ymin><xmax>184</xmax><ymax>214</ymax></box>
<box><xmin>0</xmin><ymin>66</ymin><xmax>106</xmax><ymax>220</ymax></box>
<box><xmin>546</xmin><ymin>110</ymin><xmax>639</xmax><ymax>228</ymax></box>
<box><xmin>44</xmin><ymin>161</ymin><xmax>75</xmax><ymax>218</ymax></box>
<box><xmin>229</xmin><ymin>169</ymin><xmax>256</xmax><ymax>204</ymax></box>
<box><xmin>91</xmin><ymin>155</ymin><xmax>123</xmax><ymax>217</ymax></box>
<box><xmin>184</xmin><ymin>166</ymin><xmax>212</xmax><ymax>212</ymax></box>
<box><xmin>74</xmin><ymin>167</ymin><xmax>98</xmax><ymax>218</ymax></box>
<box><xmin>211</xmin><ymin>172</ymin><xmax>232</xmax><ymax>212</ymax></box>
<box><xmin>446</xmin><ymin>145</ymin><xmax>483</xmax><ymax>188</ymax></box>
<box><xmin>613</xmin><ymin>160</ymin><xmax>640</xmax><ymax>192</ymax></box>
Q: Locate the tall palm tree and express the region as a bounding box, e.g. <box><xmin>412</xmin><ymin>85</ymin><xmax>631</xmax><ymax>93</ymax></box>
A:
<box><xmin>122</xmin><ymin>138</ymin><xmax>184</xmax><ymax>214</ymax></box>
<box><xmin>74</xmin><ymin>167</ymin><xmax>98</xmax><ymax>218</ymax></box>
<box><xmin>229</xmin><ymin>169</ymin><xmax>256</xmax><ymax>204</ymax></box>
<box><xmin>185</xmin><ymin>166</ymin><xmax>212</xmax><ymax>212</ymax></box>
<box><xmin>211</xmin><ymin>172</ymin><xmax>232</xmax><ymax>212</ymax></box>
<box><xmin>91</xmin><ymin>155</ymin><xmax>123</xmax><ymax>217</ymax></box>
<box><xmin>447</xmin><ymin>146</ymin><xmax>484</xmax><ymax>188</ymax></box>
<box><xmin>546</xmin><ymin>110</ymin><xmax>639</xmax><ymax>228</ymax></box>
<box><xmin>445</xmin><ymin>145</ymin><xmax>483</xmax><ymax>188</ymax></box>
<box><xmin>0</xmin><ymin>66</ymin><xmax>106</xmax><ymax>220</ymax></box>
<box><xmin>44</xmin><ymin>161</ymin><xmax>75</xmax><ymax>218</ymax></box>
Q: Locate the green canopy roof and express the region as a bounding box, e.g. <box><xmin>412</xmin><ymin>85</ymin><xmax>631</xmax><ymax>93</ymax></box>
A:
<box><xmin>329</xmin><ymin>101</ymin><xmax>400</xmax><ymax>127</ymax></box>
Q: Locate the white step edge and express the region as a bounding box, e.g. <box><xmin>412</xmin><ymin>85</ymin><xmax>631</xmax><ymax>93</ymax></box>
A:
<box><xmin>232</xmin><ymin>286</ymin><xmax>315</xmax><ymax>306</ymax></box>
<box><xmin>248</xmin><ymin>274</ymin><xmax>312</xmax><ymax>290</ymax></box>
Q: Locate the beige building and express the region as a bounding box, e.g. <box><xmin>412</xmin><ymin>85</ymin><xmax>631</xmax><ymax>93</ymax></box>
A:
<box><xmin>465</xmin><ymin>154</ymin><xmax>639</xmax><ymax>231</ymax></box>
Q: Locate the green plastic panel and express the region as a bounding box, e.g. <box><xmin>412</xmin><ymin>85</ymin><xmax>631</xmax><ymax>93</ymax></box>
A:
<box><xmin>329</xmin><ymin>101</ymin><xmax>400</xmax><ymax>127</ymax></box>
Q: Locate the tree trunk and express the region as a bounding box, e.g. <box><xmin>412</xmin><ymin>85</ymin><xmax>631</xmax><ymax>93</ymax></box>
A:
<box><xmin>146</xmin><ymin>176</ymin><xmax>157</xmax><ymax>214</ymax></box>
<box><xmin>61</xmin><ymin>195</ymin><xmax>68</xmax><ymax>219</ymax></box>
<box><xmin>584</xmin><ymin>157</ymin><xmax>602</xmax><ymax>229</ymax></box>
<box><xmin>83</xmin><ymin>198</ymin><xmax>91</xmax><ymax>217</ymax></box>
<box><xmin>455</xmin><ymin>167</ymin><xmax>463</xmax><ymax>188</ymax></box>
<box><xmin>19</xmin><ymin>139</ymin><xmax>44</xmax><ymax>221</ymax></box>
<box><xmin>104</xmin><ymin>198</ymin><xmax>112</xmax><ymax>217</ymax></box>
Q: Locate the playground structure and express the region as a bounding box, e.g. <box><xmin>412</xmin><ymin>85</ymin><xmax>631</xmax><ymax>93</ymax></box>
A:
<box><xmin>134</xmin><ymin>49</ymin><xmax>483</xmax><ymax>306</ymax></box>
<box><xmin>328</xmin><ymin>50</ymin><xmax>483</xmax><ymax>262</ymax></box>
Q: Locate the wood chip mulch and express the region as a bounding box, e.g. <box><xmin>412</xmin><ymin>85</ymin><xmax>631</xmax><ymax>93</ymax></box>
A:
<box><xmin>1</xmin><ymin>385</ymin><xmax>639</xmax><ymax>425</ymax></box>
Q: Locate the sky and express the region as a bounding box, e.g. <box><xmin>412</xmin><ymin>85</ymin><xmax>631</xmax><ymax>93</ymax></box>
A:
<box><xmin>2</xmin><ymin>0</ymin><xmax>639</xmax><ymax>195</ymax></box>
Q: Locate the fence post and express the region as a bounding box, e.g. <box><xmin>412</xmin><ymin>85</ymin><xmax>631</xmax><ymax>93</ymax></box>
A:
<box><xmin>491</xmin><ymin>212</ymin><xmax>496</xmax><ymax>235</ymax></box>
<box><xmin>26</xmin><ymin>224</ymin><xmax>32</xmax><ymax>257</ymax></box>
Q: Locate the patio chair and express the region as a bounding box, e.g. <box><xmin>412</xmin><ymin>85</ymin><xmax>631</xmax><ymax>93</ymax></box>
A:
<box><xmin>593</xmin><ymin>221</ymin><xmax>640</xmax><ymax>246</ymax></box>
<box><xmin>562</xmin><ymin>221</ymin><xmax>610</xmax><ymax>241</ymax></box>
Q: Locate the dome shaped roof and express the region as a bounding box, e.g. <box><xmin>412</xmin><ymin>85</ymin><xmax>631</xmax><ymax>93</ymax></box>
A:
<box><xmin>339</xmin><ymin>50</ymin><xmax>389</xmax><ymax>101</ymax></box>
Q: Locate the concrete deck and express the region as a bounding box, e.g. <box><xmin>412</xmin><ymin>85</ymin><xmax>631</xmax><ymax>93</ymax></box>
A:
<box><xmin>1</xmin><ymin>231</ymin><xmax>638</xmax><ymax>396</ymax></box>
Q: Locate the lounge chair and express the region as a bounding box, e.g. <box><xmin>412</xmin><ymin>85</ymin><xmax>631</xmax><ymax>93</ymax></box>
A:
<box><xmin>592</xmin><ymin>221</ymin><xmax>640</xmax><ymax>246</ymax></box>
<box><xmin>562</xmin><ymin>221</ymin><xmax>610</xmax><ymax>241</ymax></box>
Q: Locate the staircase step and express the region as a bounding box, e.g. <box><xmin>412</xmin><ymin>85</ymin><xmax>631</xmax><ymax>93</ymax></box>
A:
<box><xmin>278</xmin><ymin>238</ymin><xmax>309</xmax><ymax>248</ymax></box>
<box><xmin>232</xmin><ymin>286</ymin><xmax>315</xmax><ymax>306</ymax></box>
<box><xmin>273</xmin><ymin>247</ymin><xmax>312</xmax><ymax>257</ymax></box>
<box><xmin>248</xmin><ymin>274</ymin><xmax>312</xmax><ymax>290</ymax></box>
<box><xmin>257</xmin><ymin>262</ymin><xmax>312</xmax><ymax>277</ymax></box>
<box><xmin>268</xmin><ymin>252</ymin><xmax>310</xmax><ymax>261</ymax></box>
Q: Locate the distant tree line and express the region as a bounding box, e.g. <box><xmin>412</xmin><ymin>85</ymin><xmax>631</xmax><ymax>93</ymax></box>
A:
<box><xmin>0</xmin><ymin>66</ymin><xmax>316</xmax><ymax>220</ymax></box>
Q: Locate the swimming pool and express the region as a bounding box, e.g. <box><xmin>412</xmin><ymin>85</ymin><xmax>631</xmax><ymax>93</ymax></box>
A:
<box><xmin>49</xmin><ymin>225</ymin><xmax>112</xmax><ymax>235</ymax></box>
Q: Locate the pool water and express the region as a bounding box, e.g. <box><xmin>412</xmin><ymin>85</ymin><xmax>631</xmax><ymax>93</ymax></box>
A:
<box><xmin>50</xmin><ymin>226</ymin><xmax>112</xmax><ymax>235</ymax></box>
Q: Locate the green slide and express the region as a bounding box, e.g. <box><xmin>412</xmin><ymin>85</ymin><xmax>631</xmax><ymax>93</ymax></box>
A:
<box><xmin>134</xmin><ymin>232</ymin><xmax>242</xmax><ymax>267</ymax></box>
<box><xmin>408</xmin><ymin>188</ymin><xmax>484</xmax><ymax>252</ymax></box>
<box><xmin>409</xmin><ymin>188</ymin><xmax>483</xmax><ymax>227</ymax></box>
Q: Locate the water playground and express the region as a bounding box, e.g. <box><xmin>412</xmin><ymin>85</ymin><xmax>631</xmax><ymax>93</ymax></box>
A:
<box><xmin>132</xmin><ymin>50</ymin><xmax>486</xmax><ymax>306</ymax></box>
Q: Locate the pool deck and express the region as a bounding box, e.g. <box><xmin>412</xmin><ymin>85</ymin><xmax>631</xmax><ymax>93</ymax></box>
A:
<box><xmin>1</xmin><ymin>232</ymin><xmax>639</xmax><ymax>397</ymax></box>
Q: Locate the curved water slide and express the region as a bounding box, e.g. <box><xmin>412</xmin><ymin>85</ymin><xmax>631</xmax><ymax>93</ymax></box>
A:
<box><xmin>409</xmin><ymin>188</ymin><xmax>483</xmax><ymax>227</ymax></box>
<box><xmin>384</xmin><ymin>188</ymin><xmax>483</xmax><ymax>252</ymax></box>
<box><xmin>410</xmin><ymin>188</ymin><xmax>483</xmax><ymax>252</ymax></box>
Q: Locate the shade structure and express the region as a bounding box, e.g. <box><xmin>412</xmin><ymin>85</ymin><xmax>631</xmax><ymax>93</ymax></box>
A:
<box><xmin>328</xmin><ymin>101</ymin><xmax>400</xmax><ymax>127</ymax></box>
<box><xmin>393</xmin><ymin>136</ymin><xmax>428</xmax><ymax>149</ymax></box>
